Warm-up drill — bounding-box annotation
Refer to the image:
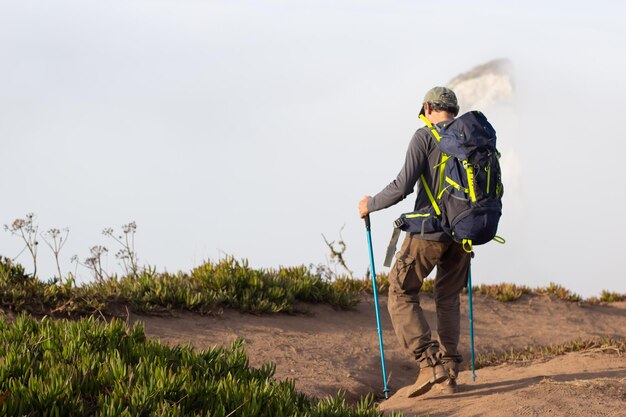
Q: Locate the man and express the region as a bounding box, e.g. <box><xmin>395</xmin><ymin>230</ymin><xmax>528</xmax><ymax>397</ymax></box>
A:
<box><xmin>358</xmin><ymin>86</ymin><xmax>471</xmax><ymax>397</ymax></box>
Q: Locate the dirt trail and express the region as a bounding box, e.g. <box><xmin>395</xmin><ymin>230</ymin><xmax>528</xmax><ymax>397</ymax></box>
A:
<box><xmin>133</xmin><ymin>294</ymin><xmax>626</xmax><ymax>416</ymax></box>
<box><xmin>380</xmin><ymin>352</ymin><xmax>626</xmax><ymax>416</ymax></box>
<box><xmin>380</xmin><ymin>352</ymin><xmax>626</xmax><ymax>417</ymax></box>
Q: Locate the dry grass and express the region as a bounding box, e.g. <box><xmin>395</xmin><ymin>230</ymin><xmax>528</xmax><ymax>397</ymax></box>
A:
<box><xmin>475</xmin><ymin>337</ymin><xmax>626</xmax><ymax>369</ymax></box>
<box><xmin>539</xmin><ymin>377</ymin><xmax>626</xmax><ymax>388</ymax></box>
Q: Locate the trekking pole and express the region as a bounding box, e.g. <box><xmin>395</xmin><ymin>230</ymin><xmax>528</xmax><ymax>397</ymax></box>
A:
<box><xmin>364</xmin><ymin>215</ymin><xmax>390</xmax><ymax>399</ymax></box>
<box><xmin>467</xmin><ymin>261</ymin><xmax>477</xmax><ymax>382</ymax></box>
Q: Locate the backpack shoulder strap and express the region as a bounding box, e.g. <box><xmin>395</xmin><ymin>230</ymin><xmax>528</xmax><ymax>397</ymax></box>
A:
<box><xmin>420</xmin><ymin>175</ymin><xmax>441</xmax><ymax>216</ymax></box>
<box><xmin>419</xmin><ymin>114</ymin><xmax>451</xmax><ymax>202</ymax></box>
<box><xmin>419</xmin><ymin>114</ymin><xmax>442</xmax><ymax>142</ymax></box>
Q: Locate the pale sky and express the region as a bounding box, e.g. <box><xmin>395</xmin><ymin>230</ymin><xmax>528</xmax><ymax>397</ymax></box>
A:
<box><xmin>1</xmin><ymin>1</ymin><xmax>625</xmax><ymax>297</ymax></box>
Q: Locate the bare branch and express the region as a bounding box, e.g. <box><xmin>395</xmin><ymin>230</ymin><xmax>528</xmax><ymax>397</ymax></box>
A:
<box><xmin>321</xmin><ymin>224</ymin><xmax>353</xmax><ymax>279</ymax></box>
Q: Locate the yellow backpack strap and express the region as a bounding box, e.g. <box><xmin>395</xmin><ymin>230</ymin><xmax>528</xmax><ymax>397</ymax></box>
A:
<box><xmin>420</xmin><ymin>114</ymin><xmax>449</xmax><ymax>196</ymax></box>
<box><xmin>438</xmin><ymin>154</ymin><xmax>449</xmax><ymax>197</ymax></box>
<box><xmin>462</xmin><ymin>160</ymin><xmax>478</xmax><ymax>202</ymax></box>
<box><xmin>419</xmin><ymin>114</ymin><xmax>442</xmax><ymax>142</ymax></box>
<box><xmin>443</xmin><ymin>177</ymin><xmax>468</xmax><ymax>193</ymax></box>
<box><xmin>492</xmin><ymin>236</ymin><xmax>506</xmax><ymax>244</ymax></box>
<box><xmin>420</xmin><ymin>175</ymin><xmax>441</xmax><ymax>216</ymax></box>
<box><xmin>462</xmin><ymin>239</ymin><xmax>473</xmax><ymax>253</ymax></box>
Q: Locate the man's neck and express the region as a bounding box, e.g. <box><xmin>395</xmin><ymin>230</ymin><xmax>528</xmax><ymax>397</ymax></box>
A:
<box><xmin>428</xmin><ymin>112</ymin><xmax>454</xmax><ymax>125</ymax></box>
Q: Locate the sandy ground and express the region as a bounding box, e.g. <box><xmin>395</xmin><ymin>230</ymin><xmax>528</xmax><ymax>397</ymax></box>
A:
<box><xmin>129</xmin><ymin>294</ymin><xmax>626</xmax><ymax>417</ymax></box>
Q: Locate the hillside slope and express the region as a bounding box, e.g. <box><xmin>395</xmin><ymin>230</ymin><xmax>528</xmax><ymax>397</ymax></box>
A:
<box><xmin>131</xmin><ymin>294</ymin><xmax>626</xmax><ymax>416</ymax></box>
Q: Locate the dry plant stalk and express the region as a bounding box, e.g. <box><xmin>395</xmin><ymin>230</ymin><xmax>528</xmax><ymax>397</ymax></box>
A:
<box><xmin>41</xmin><ymin>228</ymin><xmax>70</xmax><ymax>282</ymax></box>
<box><xmin>4</xmin><ymin>213</ymin><xmax>39</xmax><ymax>277</ymax></box>
<box><xmin>78</xmin><ymin>246</ymin><xmax>109</xmax><ymax>281</ymax></box>
<box><xmin>103</xmin><ymin>221</ymin><xmax>139</xmax><ymax>277</ymax></box>
<box><xmin>321</xmin><ymin>224</ymin><xmax>353</xmax><ymax>279</ymax></box>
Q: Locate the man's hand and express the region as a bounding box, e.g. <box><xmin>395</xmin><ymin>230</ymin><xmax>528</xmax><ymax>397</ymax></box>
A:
<box><xmin>358</xmin><ymin>196</ymin><xmax>372</xmax><ymax>219</ymax></box>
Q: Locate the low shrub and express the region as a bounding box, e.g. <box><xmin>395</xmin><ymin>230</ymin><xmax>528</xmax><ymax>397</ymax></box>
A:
<box><xmin>475</xmin><ymin>283</ymin><xmax>532</xmax><ymax>302</ymax></box>
<box><xmin>0</xmin><ymin>315</ymin><xmax>400</xmax><ymax>416</ymax></box>
<box><xmin>599</xmin><ymin>290</ymin><xmax>626</xmax><ymax>303</ymax></box>
<box><xmin>0</xmin><ymin>257</ymin><xmax>360</xmax><ymax>316</ymax></box>
<box><xmin>536</xmin><ymin>282</ymin><xmax>582</xmax><ymax>302</ymax></box>
<box><xmin>190</xmin><ymin>259</ymin><xmax>358</xmax><ymax>312</ymax></box>
<box><xmin>3</xmin><ymin>255</ymin><xmax>623</xmax><ymax>315</ymax></box>
<box><xmin>0</xmin><ymin>256</ymin><xmax>101</xmax><ymax>315</ymax></box>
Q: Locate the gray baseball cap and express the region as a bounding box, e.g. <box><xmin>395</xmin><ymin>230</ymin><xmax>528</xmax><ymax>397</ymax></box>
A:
<box><xmin>419</xmin><ymin>86</ymin><xmax>459</xmax><ymax>116</ymax></box>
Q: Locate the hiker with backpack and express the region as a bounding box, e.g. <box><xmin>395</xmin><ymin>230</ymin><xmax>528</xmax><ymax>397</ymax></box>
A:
<box><xmin>358</xmin><ymin>86</ymin><xmax>502</xmax><ymax>397</ymax></box>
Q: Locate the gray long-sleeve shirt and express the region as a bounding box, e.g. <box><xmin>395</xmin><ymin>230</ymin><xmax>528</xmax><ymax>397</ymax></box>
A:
<box><xmin>367</xmin><ymin>122</ymin><xmax>450</xmax><ymax>241</ymax></box>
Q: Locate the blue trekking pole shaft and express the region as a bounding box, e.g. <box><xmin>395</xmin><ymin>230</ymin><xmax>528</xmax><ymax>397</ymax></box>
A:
<box><xmin>467</xmin><ymin>263</ymin><xmax>476</xmax><ymax>382</ymax></box>
<box><xmin>364</xmin><ymin>215</ymin><xmax>390</xmax><ymax>398</ymax></box>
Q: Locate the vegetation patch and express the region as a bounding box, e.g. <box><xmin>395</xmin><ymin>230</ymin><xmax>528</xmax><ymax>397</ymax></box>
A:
<box><xmin>0</xmin><ymin>315</ymin><xmax>400</xmax><ymax>416</ymax></box>
<box><xmin>586</xmin><ymin>290</ymin><xmax>626</xmax><ymax>304</ymax></box>
<box><xmin>475</xmin><ymin>337</ymin><xmax>626</xmax><ymax>369</ymax></box>
<box><xmin>535</xmin><ymin>282</ymin><xmax>582</xmax><ymax>302</ymax></box>
<box><xmin>340</xmin><ymin>276</ymin><xmax>596</xmax><ymax>305</ymax></box>
<box><xmin>473</xmin><ymin>283</ymin><xmax>531</xmax><ymax>302</ymax></box>
<box><xmin>1</xmin><ymin>250</ymin><xmax>624</xmax><ymax>322</ymax></box>
<box><xmin>0</xmin><ymin>257</ymin><xmax>360</xmax><ymax>316</ymax></box>
<box><xmin>332</xmin><ymin>274</ymin><xmax>435</xmax><ymax>295</ymax></box>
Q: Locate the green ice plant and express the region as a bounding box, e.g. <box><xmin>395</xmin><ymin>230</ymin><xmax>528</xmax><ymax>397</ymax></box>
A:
<box><xmin>2</xmin><ymin>253</ymin><xmax>622</xmax><ymax>319</ymax></box>
<box><xmin>0</xmin><ymin>315</ymin><xmax>402</xmax><ymax>417</ymax></box>
<box><xmin>0</xmin><ymin>256</ymin><xmax>361</xmax><ymax>316</ymax></box>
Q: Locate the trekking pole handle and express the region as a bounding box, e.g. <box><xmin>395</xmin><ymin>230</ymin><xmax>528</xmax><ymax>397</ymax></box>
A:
<box><xmin>364</xmin><ymin>214</ymin><xmax>371</xmax><ymax>230</ymax></box>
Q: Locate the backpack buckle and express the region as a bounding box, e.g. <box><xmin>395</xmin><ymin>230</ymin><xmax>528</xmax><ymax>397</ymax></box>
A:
<box><xmin>394</xmin><ymin>217</ymin><xmax>405</xmax><ymax>229</ymax></box>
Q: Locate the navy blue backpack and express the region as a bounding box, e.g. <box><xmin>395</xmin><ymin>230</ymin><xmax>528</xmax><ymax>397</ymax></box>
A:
<box><xmin>384</xmin><ymin>111</ymin><xmax>504</xmax><ymax>266</ymax></box>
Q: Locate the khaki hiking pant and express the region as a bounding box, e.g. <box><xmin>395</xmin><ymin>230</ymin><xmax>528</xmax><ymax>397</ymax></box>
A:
<box><xmin>387</xmin><ymin>235</ymin><xmax>471</xmax><ymax>372</ymax></box>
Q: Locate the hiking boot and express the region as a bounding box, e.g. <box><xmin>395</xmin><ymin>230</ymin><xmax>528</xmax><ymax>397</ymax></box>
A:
<box><xmin>439</xmin><ymin>361</ymin><xmax>459</xmax><ymax>394</ymax></box>
<box><xmin>440</xmin><ymin>377</ymin><xmax>458</xmax><ymax>394</ymax></box>
<box><xmin>406</xmin><ymin>363</ymin><xmax>448</xmax><ymax>398</ymax></box>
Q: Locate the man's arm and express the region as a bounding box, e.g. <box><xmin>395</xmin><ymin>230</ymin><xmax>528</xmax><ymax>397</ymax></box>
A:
<box><xmin>359</xmin><ymin>131</ymin><xmax>428</xmax><ymax>218</ymax></box>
